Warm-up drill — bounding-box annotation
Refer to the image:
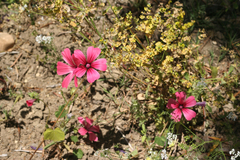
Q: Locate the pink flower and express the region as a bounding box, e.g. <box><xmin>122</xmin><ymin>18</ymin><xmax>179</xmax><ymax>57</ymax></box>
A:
<box><xmin>166</xmin><ymin>91</ymin><xmax>196</xmax><ymax>122</ymax></box>
<box><xmin>26</xmin><ymin>99</ymin><xmax>36</xmax><ymax>107</ymax></box>
<box><xmin>78</xmin><ymin>117</ymin><xmax>100</xmax><ymax>142</ymax></box>
<box><xmin>57</xmin><ymin>47</ymin><xmax>107</xmax><ymax>88</ymax></box>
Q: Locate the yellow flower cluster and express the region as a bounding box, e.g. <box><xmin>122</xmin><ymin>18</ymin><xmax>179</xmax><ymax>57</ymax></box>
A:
<box><xmin>106</xmin><ymin>1</ymin><xmax>195</xmax><ymax>69</ymax></box>
<box><xmin>102</xmin><ymin>1</ymin><xmax>200</xmax><ymax>93</ymax></box>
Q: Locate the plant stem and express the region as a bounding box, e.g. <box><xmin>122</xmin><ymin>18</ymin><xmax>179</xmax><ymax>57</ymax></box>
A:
<box><xmin>52</xmin><ymin>79</ymin><xmax>84</xmax><ymax>128</ymax></box>
<box><xmin>29</xmin><ymin>79</ymin><xmax>85</xmax><ymax>160</ymax></box>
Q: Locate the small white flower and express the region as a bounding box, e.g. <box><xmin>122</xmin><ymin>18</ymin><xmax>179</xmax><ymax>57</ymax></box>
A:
<box><xmin>42</xmin><ymin>36</ymin><xmax>47</xmax><ymax>41</ymax></box>
<box><xmin>67</xmin><ymin>113</ymin><xmax>73</xmax><ymax>119</ymax></box>
<box><xmin>167</xmin><ymin>132</ymin><xmax>177</xmax><ymax>145</ymax></box>
<box><xmin>24</xmin><ymin>4</ymin><xmax>27</xmax><ymax>8</ymax></box>
<box><xmin>36</xmin><ymin>35</ymin><xmax>42</xmax><ymax>43</ymax></box>
<box><xmin>94</xmin><ymin>151</ymin><xmax>99</xmax><ymax>156</ymax></box>
<box><xmin>231</xmin><ymin>157</ymin><xmax>235</xmax><ymax>160</ymax></box>
<box><xmin>172</xmin><ymin>134</ymin><xmax>177</xmax><ymax>141</ymax></box>
<box><xmin>19</xmin><ymin>6</ymin><xmax>25</xmax><ymax>12</ymax></box>
<box><xmin>237</xmin><ymin>151</ymin><xmax>240</xmax><ymax>156</ymax></box>
<box><xmin>161</xmin><ymin>149</ymin><xmax>168</xmax><ymax>160</ymax></box>
<box><xmin>227</xmin><ymin>112</ymin><xmax>233</xmax><ymax>119</ymax></box>
<box><xmin>40</xmin><ymin>36</ymin><xmax>52</xmax><ymax>44</ymax></box>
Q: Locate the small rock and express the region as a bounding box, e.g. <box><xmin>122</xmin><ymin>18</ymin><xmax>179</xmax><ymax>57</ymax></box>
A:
<box><xmin>212</xmin><ymin>41</ymin><xmax>217</xmax><ymax>45</ymax></box>
<box><xmin>223</xmin><ymin>103</ymin><xmax>235</xmax><ymax>112</ymax></box>
<box><xmin>93</xmin><ymin>92</ymin><xmax>103</xmax><ymax>101</ymax></box>
<box><xmin>137</xmin><ymin>93</ymin><xmax>145</xmax><ymax>100</ymax></box>
<box><xmin>13</xmin><ymin>82</ymin><xmax>22</xmax><ymax>89</ymax></box>
<box><xmin>103</xmin><ymin>96</ymin><xmax>110</xmax><ymax>102</ymax></box>
<box><xmin>0</xmin><ymin>32</ymin><xmax>15</xmax><ymax>52</ymax></box>
<box><xmin>110</xmin><ymin>87</ymin><xmax>118</xmax><ymax>95</ymax></box>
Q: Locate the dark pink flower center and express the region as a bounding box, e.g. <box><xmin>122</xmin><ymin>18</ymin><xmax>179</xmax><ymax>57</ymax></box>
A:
<box><xmin>86</xmin><ymin>63</ymin><xmax>91</xmax><ymax>69</ymax></box>
<box><xmin>179</xmin><ymin>104</ymin><xmax>183</xmax><ymax>109</ymax></box>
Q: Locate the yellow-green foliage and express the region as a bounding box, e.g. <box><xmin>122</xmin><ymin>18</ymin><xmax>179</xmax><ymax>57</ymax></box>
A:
<box><xmin>105</xmin><ymin>1</ymin><xmax>197</xmax><ymax>94</ymax></box>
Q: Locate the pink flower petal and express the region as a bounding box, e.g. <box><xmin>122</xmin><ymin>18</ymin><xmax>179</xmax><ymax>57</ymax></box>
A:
<box><xmin>74</xmin><ymin>66</ymin><xmax>87</xmax><ymax>78</ymax></box>
<box><xmin>171</xmin><ymin>108</ymin><xmax>182</xmax><ymax>122</ymax></box>
<box><xmin>87</xmin><ymin>68</ymin><xmax>100</xmax><ymax>83</ymax></box>
<box><xmin>88</xmin><ymin>131</ymin><xmax>98</xmax><ymax>141</ymax></box>
<box><xmin>78</xmin><ymin>127</ymin><xmax>88</xmax><ymax>136</ymax></box>
<box><xmin>175</xmin><ymin>91</ymin><xmax>186</xmax><ymax>104</ymax></box>
<box><xmin>78</xmin><ymin>117</ymin><xmax>86</xmax><ymax>126</ymax></box>
<box><xmin>26</xmin><ymin>99</ymin><xmax>36</xmax><ymax>107</ymax></box>
<box><xmin>85</xmin><ymin>117</ymin><xmax>93</xmax><ymax>128</ymax></box>
<box><xmin>182</xmin><ymin>108</ymin><xmax>196</xmax><ymax>121</ymax></box>
<box><xmin>89</xmin><ymin>125</ymin><xmax>100</xmax><ymax>133</ymax></box>
<box><xmin>91</xmin><ymin>59</ymin><xmax>107</xmax><ymax>71</ymax></box>
<box><xmin>62</xmin><ymin>73</ymin><xmax>74</xmax><ymax>88</ymax></box>
<box><xmin>61</xmin><ymin>48</ymin><xmax>75</xmax><ymax>67</ymax></box>
<box><xmin>184</xmin><ymin>96</ymin><xmax>196</xmax><ymax>108</ymax></box>
<box><xmin>73</xmin><ymin>50</ymin><xmax>86</xmax><ymax>66</ymax></box>
<box><xmin>166</xmin><ymin>98</ymin><xmax>178</xmax><ymax>109</ymax></box>
<box><xmin>74</xmin><ymin>76</ymin><xmax>78</xmax><ymax>87</ymax></box>
<box><xmin>87</xmin><ymin>46</ymin><xmax>101</xmax><ymax>63</ymax></box>
<box><xmin>57</xmin><ymin>62</ymin><xmax>75</xmax><ymax>75</ymax></box>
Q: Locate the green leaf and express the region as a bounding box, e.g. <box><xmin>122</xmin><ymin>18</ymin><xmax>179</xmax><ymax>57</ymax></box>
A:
<box><xmin>103</xmin><ymin>6</ymin><xmax>111</xmax><ymax>15</ymax></box>
<box><xmin>228</xmin><ymin>65</ymin><xmax>234</xmax><ymax>74</ymax></box>
<box><xmin>28</xmin><ymin>92</ymin><xmax>39</xmax><ymax>99</ymax></box>
<box><xmin>70</xmin><ymin>87</ymin><xmax>76</xmax><ymax>96</ymax></box>
<box><xmin>206</xmin><ymin>104</ymin><xmax>212</xmax><ymax>113</ymax></box>
<box><xmin>43</xmin><ymin>128</ymin><xmax>65</xmax><ymax>142</ymax></box>
<box><xmin>142</xmin><ymin>124</ymin><xmax>146</xmax><ymax>132</ymax></box>
<box><xmin>154</xmin><ymin>136</ymin><xmax>166</xmax><ymax>147</ymax></box>
<box><xmin>73</xmin><ymin>149</ymin><xmax>84</xmax><ymax>159</ymax></box>
<box><xmin>184</xmin><ymin>72</ymin><xmax>190</xmax><ymax>80</ymax></box>
<box><xmin>73</xmin><ymin>128</ymin><xmax>78</xmax><ymax>134</ymax></box>
<box><xmin>70</xmin><ymin>136</ymin><xmax>79</xmax><ymax>143</ymax></box>
<box><xmin>211</xmin><ymin>67</ymin><xmax>218</xmax><ymax>78</ymax></box>
<box><xmin>55</xmin><ymin>105</ymin><xmax>67</xmax><ymax>118</ymax></box>
<box><xmin>221</xmin><ymin>78</ymin><xmax>226</xmax><ymax>84</ymax></box>
<box><xmin>131</xmin><ymin>149</ymin><xmax>138</xmax><ymax>157</ymax></box>
<box><xmin>142</xmin><ymin>136</ymin><xmax>146</xmax><ymax>143</ymax></box>
<box><xmin>145</xmin><ymin>84</ymin><xmax>150</xmax><ymax>99</ymax></box>
<box><xmin>169</xmin><ymin>87</ymin><xmax>177</xmax><ymax>94</ymax></box>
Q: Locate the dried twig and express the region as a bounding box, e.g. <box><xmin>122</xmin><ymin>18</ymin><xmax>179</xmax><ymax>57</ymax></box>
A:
<box><xmin>199</xmin><ymin>36</ymin><xmax>210</xmax><ymax>53</ymax></box>
<box><xmin>20</xmin><ymin>66</ymin><xmax>30</xmax><ymax>81</ymax></box>
<box><xmin>68</xmin><ymin>104</ymin><xmax>73</xmax><ymax>114</ymax></box>
<box><xmin>53</xmin><ymin>92</ymin><xmax>62</xmax><ymax>98</ymax></box>
<box><xmin>159</xmin><ymin>122</ymin><xmax>169</xmax><ymax>137</ymax></box>
<box><xmin>42</xmin><ymin>137</ymin><xmax>45</xmax><ymax>158</ymax></box>
<box><xmin>0</xmin><ymin>154</ymin><xmax>8</xmax><ymax>157</ymax></box>
<box><xmin>116</xmin><ymin>126</ymin><xmax>134</xmax><ymax>152</ymax></box>
<box><xmin>46</xmin><ymin>84</ymin><xmax>61</xmax><ymax>88</ymax></box>
<box><xmin>10</xmin><ymin>52</ymin><xmax>23</xmax><ymax>68</ymax></box>
<box><xmin>15</xmin><ymin>65</ymin><xmax>19</xmax><ymax>80</ymax></box>
<box><xmin>39</xmin><ymin>22</ymin><xmax>55</xmax><ymax>29</ymax></box>
<box><xmin>0</xmin><ymin>51</ymin><xmax>19</xmax><ymax>57</ymax></box>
